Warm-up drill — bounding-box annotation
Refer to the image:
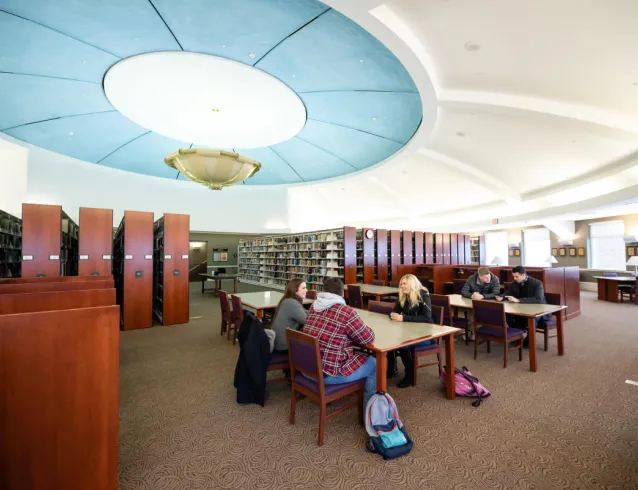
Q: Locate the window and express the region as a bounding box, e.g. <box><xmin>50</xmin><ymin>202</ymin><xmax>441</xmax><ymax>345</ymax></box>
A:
<box><xmin>523</xmin><ymin>228</ymin><xmax>551</xmax><ymax>267</ymax></box>
<box><xmin>589</xmin><ymin>221</ymin><xmax>625</xmax><ymax>270</ymax></box>
<box><xmin>484</xmin><ymin>231</ymin><xmax>508</xmax><ymax>266</ymax></box>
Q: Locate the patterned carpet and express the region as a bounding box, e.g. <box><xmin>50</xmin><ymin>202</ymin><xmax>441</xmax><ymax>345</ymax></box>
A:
<box><xmin>119</xmin><ymin>284</ymin><xmax>638</xmax><ymax>490</ymax></box>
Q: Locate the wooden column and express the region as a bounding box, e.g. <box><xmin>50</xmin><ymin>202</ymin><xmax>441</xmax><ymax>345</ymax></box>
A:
<box><xmin>414</xmin><ymin>231</ymin><xmax>424</xmax><ymax>265</ymax></box>
<box><xmin>425</xmin><ymin>232</ymin><xmax>434</xmax><ymax>264</ymax></box>
<box><xmin>402</xmin><ymin>231</ymin><xmax>413</xmax><ymax>265</ymax></box>
<box><xmin>376</xmin><ymin>229</ymin><xmax>388</xmax><ymax>284</ymax></box>
<box><xmin>79</xmin><ymin>207</ymin><xmax>113</xmax><ymax>277</ymax></box>
<box><xmin>21</xmin><ymin>204</ymin><xmax>61</xmax><ymax>278</ymax></box>
<box><xmin>362</xmin><ymin>228</ymin><xmax>375</xmax><ymax>284</ymax></box>
<box><xmin>389</xmin><ymin>230</ymin><xmax>401</xmax><ymax>283</ymax></box>
<box><xmin>344</xmin><ymin>226</ymin><xmax>357</xmax><ymax>284</ymax></box>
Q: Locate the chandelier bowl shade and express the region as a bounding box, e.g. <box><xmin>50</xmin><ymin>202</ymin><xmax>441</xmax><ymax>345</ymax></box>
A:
<box><xmin>165</xmin><ymin>148</ymin><xmax>261</xmax><ymax>190</ymax></box>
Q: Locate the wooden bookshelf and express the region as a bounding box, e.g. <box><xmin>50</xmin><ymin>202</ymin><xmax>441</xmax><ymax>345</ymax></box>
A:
<box><xmin>362</xmin><ymin>227</ymin><xmax>375</xmax><ymax>284</ymax></box>
<box><xmin>389</xmin><ymin>230</ymin><xmax>400</xmax><ymax>283</ymax></box>
<box><xmin>450</xmin><ymin>233</ymin><xmax>458</xmax><ymax>265</ymax></box>
<box><xmin>376</xmin><ymin>229</ymin><xmax>388</xmax><ymax>284</ymax></box>
<box><xmin>354</xmin><ymin>228</ymin><xmax>363</xmax><ymax>283</ymax></box>
<box><xmin>113</xmin><ymin>211</ymin><xmax>154</xmax><ymax>330</ymax></box>
<box><xmin>414</xmin><ymin>231</ymin><xmax>424</xmax><ymax>265</ymax></box>
<box><xmin>425</xmin><ymin>232</ymin><xmax>434</xmax><ymax>264</ymax></box>
<box><xmin>0</xmin><ymin>210</ymin><xmax>21</xmax><ymax>278</ymax></box>
<box><xmin>153</xmin><ymin>213</ymin><xmax>190</xmax><ymax>326</ymax></box>
<box><xmin>79</xmin><ymin>207</ymin><xmax>113</xmax><ymax>277</ymax></box>
<box><xmin>402</xmin><ymin>231</ymin><xmax>413</xmax><ymax>265</ymax></box>
<box><xmin>238</xmin><ymin>228</ymin><xmax>347</xmax><ymax>292</ymax></box>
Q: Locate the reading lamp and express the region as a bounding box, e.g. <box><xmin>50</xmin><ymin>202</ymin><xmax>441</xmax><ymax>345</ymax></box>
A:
<box><xmin>627</xmin><ymin>256</ymin><xmax>638</xmax><ymax>275</ymax></box>
<box><xmin>490</xmin><ymin>256</ymin><xmax>504</xmax><ymax>266</ymax></box>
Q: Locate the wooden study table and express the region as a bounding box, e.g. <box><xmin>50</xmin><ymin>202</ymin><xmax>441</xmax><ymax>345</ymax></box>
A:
<box><xmin>592</xmin><ymin>276</ymin><xmax>636</xmax><ymax>303</ymax></box>
<box><xmin>346</xmin><ymin>284</ymin><xmax>399</xmax><ymax>301</ymax></box>
<box><xmin>448</xmin><ymin>294</ymin><xmax>566</xmax><ymax>372</ymax></box>
<box><xmin>199</xmin><ymin>273</ymin><xmax>238</xmax><ymax>295</ymax></box>
<box><xmin>355</xmin><ymin>309</ymin><xmax>461</xmax><ymax>399</ymax></box>
<box><xmin>234</xmin><ymin>291</ymin><xmax>313</xmax><ymax>319</ymax></box>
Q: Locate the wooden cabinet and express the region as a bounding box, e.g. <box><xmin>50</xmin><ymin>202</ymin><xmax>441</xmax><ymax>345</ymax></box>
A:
<box><xmin>21</xmin><ymin>204</ymin><xmax>62</xmax><ymax>278</ymax></box>
<box><xmin>362</xmin><ymin>228</ymin><xmax>375</xmax><ymax>284</ymax></box>
<box><xmin>153</xmin><ymin>213</ymin><xmax>190</xmax><ymax>326</ymax></box>
<box><xmin>113</xmin><ymin>211</ymin><xmax>154</xmax><ymax>330</ymax></box>
<box><xmin>376</xmin><ymin>229</ymin><xmax>388</xmax><ymax>284</ymax></box>
<box><xmin>79</xmin><ymin>207</ymin><xmax>113</xmax><ymax>277</ymax></box>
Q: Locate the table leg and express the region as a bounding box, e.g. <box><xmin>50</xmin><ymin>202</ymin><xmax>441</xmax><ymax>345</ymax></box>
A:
<box><xmin>201</xmin><ymin>279</ymin><xmax>205</xmax><ymax>294</ymax></box>
<box><xmin>234</xmin><ymin>278</ymin><xmax>237</xmax><ymax>293</ymax></box>
<box><xmin>256</xmin><ymin>310</ymin><xmax>263</xmax><ymax>320</ymax></box>
<box><xmin>375</xmin><ymin>352</ymin><xmax>387</xmax><ymax>393</ymax></box>
<box><xmin>556</xmin><ymin>311</ymin><xmax>564</xmax><ymax>356</ymax></box>
<box><xmin>597</xmin><ymin>278</ymin><xmax>607</xmax><ymax>301</ymax></box>
<box><xmin>444</xmin><ymin>334</ymin><xmax>455</xmax><ymax>400</ymax></box>
<box><xmin>527</xmin><ymin>317</ymin><xmax>537</xmax><ymax>372</ymax></box>
<box><xmin>375</xmin><ymin>295</ymin><xmax>380</xmax><ymax>302</ymax></box>
<box><xmin>607</xmin><ymin>281</ymin><xmax>620</xmax><ymax>303</ymax></box>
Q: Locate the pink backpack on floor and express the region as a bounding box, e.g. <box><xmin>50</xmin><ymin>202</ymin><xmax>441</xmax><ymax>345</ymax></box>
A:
<box><xmin>440</xmin><ymin>366</ymin><xmax>491</xmax><ymax>407</ymax></box>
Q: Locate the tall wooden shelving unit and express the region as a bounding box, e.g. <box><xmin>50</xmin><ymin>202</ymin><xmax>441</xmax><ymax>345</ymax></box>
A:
<box><xmin>238</xmin><ymin>228</ymin><xmax>348</xmax><ymax>292</ymax></box>
<box><xmin>376</xmin><ymin>229</ymin><xmax>388</xmax><ymax>284</ymax></box>
<box><xmin>0</xmin><ymin>210</ymin><xmax>21</xmax><ymax>278</ymax></box>
<box><xmin>389</xmin><ymin>230</ymin><xmax>400</xmax><ymax>284</ymax></box>
<box><xmin>355</xmin><ymin>228</ymin><xmax>364</xmax><ymax>283</ymax></box>
<box><xmin>414</xmin><ymin>231</ymin><xmax>424</xmax><ymax>265</ymax></box>
<box><xmin>113</xmin><ymin>211</ymin><xmax>154</xmax><ymax>330</ymax></box>
<box><xmin>152</xmin><ymin>213</ymin><xmax>190</xmax><ymax>326</ymax></box>
<box><xmin>78</xmin><ymin>207</ymin><xmax>112</xmax><ymax>277</ymax></box>
<box><xmin>362</xmin><ymin>228</ymin><xmax>375</xmax><ymax>284</ymax></box>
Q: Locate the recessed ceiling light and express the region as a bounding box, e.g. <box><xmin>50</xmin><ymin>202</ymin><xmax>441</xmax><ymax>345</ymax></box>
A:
<box><xmin>249</xmin><ymin>53</ymin><xmax>256</xmax><ymax>59</ymax></box>
<box><xmin>81</xmin><ymin>60</ymin><xmax>87</xmax><ymax>64</ymax></box>
<box><xmin>359</xmin><ymin>59</ymin><xmax>364</xmax><ymax>63</ymax></box>
<box><xmin>464</xmin><ymin>42</ymin><xmax>480</xmax><ymax>52</ymax></box>
<box><xmin>221</xmin><ymin>45</ymin><xmax>226</xmax><ymax>48</ymax></box>
<box><xmin>372</xmin><ymin>117</ymin><xmax>377</xmax><ymax>121</ymax></box>
<box><xmin>68</xmin><ymin>132</ymin><xmax>74</xmax><ymax>136</ymax></box>
<box><xmin>134</xmin><ymin>37</ymin><xmax>140</xmax><ymax>41</ymax></box>
<box><xmin>456</xmin><ymin>131</ymin><xmax>466</xmax><ymax>137</ymax></box>
<box><xmin>292</xmin><ymin>74</ymin><xmax>296</xmax><ymax>78</ymax></box>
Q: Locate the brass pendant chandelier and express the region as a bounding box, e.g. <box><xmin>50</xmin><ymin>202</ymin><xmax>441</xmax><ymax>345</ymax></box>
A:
<box><xmin>165</xmin><ymin>148</ymin><xmax>261</xmax><ymax>190</ymax></box>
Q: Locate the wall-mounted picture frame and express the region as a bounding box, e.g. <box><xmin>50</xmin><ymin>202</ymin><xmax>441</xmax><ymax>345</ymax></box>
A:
<box><xmin>509</xmin><ymin>249</ymin><xmax>514</xmax><ymax>257</ymax></box>
<box><xmin>514</xmin><ymin>249</ymin><xmax>520</xmax><ymax>256</ymax></box>
<box><xmin>578</xmin><ymin>247</ymin><xmax>585</xmax><ymax>257</ymax></box>
<box><xmin>559</xmin><ymin>248</ymin><xmax>566</xmax><ymax>257</ymax></box>
<box><xmin>569</xmin><ymin>248</ymin><xmax>576</xmax><ymax>257</ymax></box>
<box><xmin>551</xmin><ymin>248</ymin><xmax>558</xmax><ymax>256</ymax></box>
<box><xmin>629</xmin><ymin>246</ymin><xmax>635</xmax><ymax>257</ymax></box>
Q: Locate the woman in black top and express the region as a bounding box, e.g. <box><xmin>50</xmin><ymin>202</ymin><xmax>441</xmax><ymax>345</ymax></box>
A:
<box><xmin>390</xmin><ymin>274</ymin><xmax>433</xmax><ymax>388</ymax></box>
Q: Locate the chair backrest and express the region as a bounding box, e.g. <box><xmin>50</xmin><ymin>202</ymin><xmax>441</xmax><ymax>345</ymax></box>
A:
<box><xmin>431</xmin><ymin>305</ymin><xmax>444</xmax><ymax>326</ymax></box>
<box><xmin>286</xmin><ymin>329</ymin><xmax>323</xmax><ymax>384</ymax></box>
<box><xmin>348</xmin><ymin>285</ymin><xmax>364</xmax><ymax>309</ymax></box>
<box><xmin>230</xmin><ymin>295</ymin><xmax>244</xmax><ymax>323</ymax></box>
<box><xmin>453</xmin><ymin>279</ymin><xmax>465</xmax><ymax>294</ymax></box>
<box><xmin>545</xmin><ymin>292</ymin><xmax>562</xmax><ymax>306</ymax></box>
<box><xmin>602</xmin><ymin>272</ymin><xmax>617</xmax><ymax>277</ymax></box>
<box><xmin>430</xmin><ymin>294</ymin><xmax>451</xmax><ymax>325</ymax></box>
<box><xmin>219</xmin><ymin>290</ymin><xmax>231</xmax><ymax>317</ymax></box>
<box><xmin>389</xmin><ymin>281</ymin><xmax>399</xmax><ymax>288</ymax></box>
<box><xmin>372</xmin><ymin>280</ymin><xmax>385</xmax><ymax>286</ymax></box>
<box><xmin>368</xmin><ymin>300</ymin><xmax>394</xmax><ymax>315</ymax></box>
<box><xmin>218</xmin><ymin>267</ymin><xmax>227</xmax><ymax>274</ymax></box>
<box><xmin>306</xmin><ymin>290</ymin><xmax>317</xmax><ymax>300</ymax></box>
<box><xmin>472</xmin><ymin>300</ymin><xmax>507</xmax><ymax>337</ymax></box>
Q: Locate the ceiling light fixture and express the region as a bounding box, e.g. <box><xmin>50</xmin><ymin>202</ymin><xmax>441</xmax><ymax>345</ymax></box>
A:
<box><xmin>372</xmin><ymin>117</ymin><xmax>377</xmax><ymax>121</ymax></box>
<box><xmin>249</xmin><ymin>53</ymin><xmax>256</xmax><ymax>59</ymax></box>
<box><xmin>165</xmin><ymin>148</ymin><xmax>261</xmax><ymax>190</ymax></box>
<box><xmin>464</xmin><ymin>42</ymin><xmax>481</xmax><ymax>52</ymax></box>
<box><xmin>68</xmin><ymin>132</ymin><xmax>74</xmax><ymax>136</ymax></box>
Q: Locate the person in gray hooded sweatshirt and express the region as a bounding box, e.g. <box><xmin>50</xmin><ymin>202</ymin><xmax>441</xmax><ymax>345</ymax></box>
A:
<box><xmin>304</xmin><ymin>277</ymin><xmax>377</xmax><ymax>407</ymax></box>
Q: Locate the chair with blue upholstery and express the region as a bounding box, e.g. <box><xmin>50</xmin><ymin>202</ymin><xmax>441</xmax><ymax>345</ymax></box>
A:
<box><xmin>536</xmin><ymin>292</ymin><xmax>561</xmax><ymax>351</ymax></box>
<box><xmin>286</xmin><ymin>329</ymin><xmax>364</xmax><ymax>446</ymax></box>
<box><xmin>411</xmin><ymin>305</ymin><xmax>444</xmax><ymax>386</ymax></box>
<box><xmin>473</xmin><ymin>300</ymin><xmax>523</xmax><ymax>368</ymax></box>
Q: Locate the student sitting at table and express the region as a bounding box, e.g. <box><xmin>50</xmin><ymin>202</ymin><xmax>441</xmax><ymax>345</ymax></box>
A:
<box><xmin>304</xmin><ymin>277</ymin><xmax>377</xmax><ymax>407</ymax></box>
<box><xmin>389</xmin><ymin>274</ymin><xmax>433</xmax><ymax>388</ymax></box>
<box><xmin>496</xmin><ymin>265</ymin><xmax>550</xmax><ymax>348</ymax></box>
<box><xmin>271</xmin><ymin>279</ymin><xmax>308</xmax><ymax>354</ymax></box>
<box><xmin>461</xmin><ymin>266</ymin><xmax>501</xmax><ymax>300</ymax></box>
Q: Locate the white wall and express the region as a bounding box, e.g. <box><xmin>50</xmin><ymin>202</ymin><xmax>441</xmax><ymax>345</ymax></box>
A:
<box><xmin>0</xmin><ymin>138</ymin><xmax>28</xmax><ymax>217</ymax></box>
<box><xmin>15</xmin><ymin>137</ymin><xmax>292</xmax><ymax>233</ymax></box>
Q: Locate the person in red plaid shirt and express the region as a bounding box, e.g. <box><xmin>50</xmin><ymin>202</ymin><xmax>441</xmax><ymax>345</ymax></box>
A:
<box><xmin>304</xmin><ymin>277</ymin><xmax>377</xmax><ymax>406</ymax></box>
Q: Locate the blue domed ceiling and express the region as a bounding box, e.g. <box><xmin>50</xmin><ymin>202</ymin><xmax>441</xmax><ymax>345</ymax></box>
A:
<box><xmin>0</xmin><ymin>0</ymin><xmax>422</xmax><ymax>185</ymax></box>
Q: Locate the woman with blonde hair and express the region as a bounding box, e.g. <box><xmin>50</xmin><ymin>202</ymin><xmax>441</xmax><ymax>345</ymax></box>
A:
<box><xmin>390</xmin><ymin>274</ymin><xmax>433</xmax><ymax>387</ymax></box>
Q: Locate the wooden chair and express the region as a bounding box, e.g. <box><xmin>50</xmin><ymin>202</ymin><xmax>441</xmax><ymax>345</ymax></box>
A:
<box><xmin>267</xmin><ymin>351</ymin><xmax>290</xmax><ymax>385</ymax></box>
<box><xmin>473</xmin><ymin>300</ymin><xmax>523</xmax><ymax>368</ymax></box>
<box><xmin>430</xmin><ymin>294</ymin><xmax>469</xmax><ymax>343</ymax></box>
<box><xmin>411</xmin><ymin>305</ymin><xmax>443</xmax><ymax>386</ymax></box>
<box><xmin>218</xmin><ymin>290</ymin><xmax>232</xmax><ymax>336</ymax></box>
<box><xmin>348</xmin><ymin>284</ymin><xmax>364</xmax><ymax>309</ymax></box>
<box><xmin>286</xmin><ymin>329</ymin><xmax>364</xmax><ymax>446</ymax></box>
<box><xmin>619</xmin><ymin>279</ymin><xmax>637</xmax><ymax>305</ymax></box>
<box><xmin>536</xmin><ymin>293</ymin><xmax>561</xmax><ymax>351</ymax></box>
<box><xmin>453</xmin><ymin>279</ymin><xmax>466</xmax><ymax>295</ymax></box>
<box><xmin>230</xmin><ymin>294</ymin><xmax>244</xmax><ymax>345</ymax></box>
<box><xmin>367</xmin><ymin>300</ymin><xmax>394</xmax><ymax>314</ymax></box>
<box><xmin>389</xmin><ymin>281</ymin><xmax>399</xmax><ymax>288</ymax></box>
<box><xmin>372</xmin><ymin>279</ymin><xmax>385</xmax><ymax>286</ymax></box>
<box><xmin>306</xmin><ymin>290</ymin><xmax>317</xmax><ymax>300</ymax></box>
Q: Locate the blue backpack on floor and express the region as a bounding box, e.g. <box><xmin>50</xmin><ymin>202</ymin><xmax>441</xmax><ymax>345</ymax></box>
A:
<box><xmin>365</xmin><ymin>392</ymin><xmax>413</xmax><ymax>460</ymax></box>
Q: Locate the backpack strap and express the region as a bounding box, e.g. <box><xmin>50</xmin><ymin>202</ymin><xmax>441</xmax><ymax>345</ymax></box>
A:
<box><xmin>458</xmin><ymin>370</ymin><xmax>483</xmax><ymax>407</ymax></box>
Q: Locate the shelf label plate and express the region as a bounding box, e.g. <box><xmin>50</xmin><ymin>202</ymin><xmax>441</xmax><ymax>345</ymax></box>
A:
<box><xmin>102</xmin><ymin>254</ymin><xmax>112</xmax><ymax>260</ymax></box>
<box><xmin>164</xmin><ymin>254</ymin><xmax>172</xmax><ymax>259</ymax></box>
<box><xmin>145</xmin><ymin>254</ymin><xmax>153</xmax><ymax>260</ymax></box>
<box><xmin>22</xmin><ymin>255</ymin><xmax>33</xmax><ymax>261</ymax></box>
<box><xmin>49</xmin><ymin>255</ymin><xmax>59</xmax><ymax>260</ymax></box>
<box><xmin>125</xmin><ymin>255</ymin><xmax>133</xmax><ymax>260</ymax></box>
<box><xmin>79</xmin><ymin>255</ymin><xmax>89</xmax><ymax>260</ymax></box>
<box><xmin>182</xmin><ymin>254</ymin><xmax>188</xmax><ymax>259</ymax></box>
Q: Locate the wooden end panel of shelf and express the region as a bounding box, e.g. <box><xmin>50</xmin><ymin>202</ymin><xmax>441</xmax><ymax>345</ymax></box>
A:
<box><xmin>79</xmin><ymin>207</ymin><xmax>113</xmax><ymax>277</ymax></box>
<box><xmin>362</xmin><ymin>227</ymin><xmax>375</xmax><ymax>284</ymax></box>
<box><xmin>450</xmin><ymin>233</ymin><xmax>458</xmax><ymax>265</ymax></box>
<box><xmin>414</xmin><ymin>232</ymin><xmax>424</xmax><ymax>265</ymax></box>
<box><xmin>543</xmin><ymin>266</ymin><xmax>564</xmax><ymax>318</ymax></box>
<box><xmin>376</xmin><ymin>229</ymin><xmax>388</xmax><ymax>283</ymax></box>
<box><xmin>464</xmin><ymin>235</ymin><xmax>471</xmax><ymax>265</ymax></box>
<box><xmin>0</xmin><ymin>306</ymin><xmax>119</xmax><ymax>490</ymax></box>
<box><xmin>0</xmin><ymin>275</ymin><xmax>113</xmax><ymax>284</ymax></box>
<box><xmin>442</xmin><ymin>233</ymin><xmax>451</xmax><ymax>265</ymax></box>
<box><xmin>433</xmin><ymin>233</ymin><xmax>442</xmax><ymax>263</ymax></box>
<box><xmin>344</xmin><ymin>226</ymin><xmax>357</xmax><ymax>284</ymax></box>
<box><xmin>0</xmin><ymin>280</ymin><xmax>112</xmax><ymax>295</ymax></box>
<box><xmin>563</xmin><ymin>266</ymin><xmax>581</xmax><ymax>320</ymax></box>
<box><xmin>163</xmin><ymin>213</ymin><xmax>190</xmax><ymax>325</ymax></box>
<box><xmin>21</xmin><ymin>203</ymin><xmax>61</xmax><ymax>278</ymax></box>
<box><xmin>389</xmin><ymin>230</ymin><xmax>400</xmax><ymax>281</ymax></box>
<box><xmin>123</xmin><ymin>211</ymin><xmax>153</xmax><ymax>330</ymax></box>
<box><xmin>432</xmin><ymin>265</ymin><xmax>455</xmax><ymax>294</ymax></box>
<box><xmin>396</xmin><ymin>264</ymin><xmax>417</xmax><ymax>278</ymax></box>
<box><xmin>456</xmin><ymin>235</ymin><xmax>465</xmax><ymax>265</ymax></box>
<box><xmin>425</xmin><ymin>232</ymin><xmax>434</xmax><ymax>264</ymax></box>
<box><xmin>0</xmin><ymin>288</ymin><xmax>116</xmax><ymax>315</ymax></box>
<box><xmin>402</xmin><ymin>231</ymin><xmax>413</xmax><ymax>265</ymax></box>
<box><xmin>479</xmin><ymin>235</ymin><xmax>486</xmax><ymax>264</ymax></box>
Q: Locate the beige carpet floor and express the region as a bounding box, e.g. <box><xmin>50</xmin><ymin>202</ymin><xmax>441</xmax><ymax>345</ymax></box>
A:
<box><xmin>119</xmin><ymin>284</ymin><xmax>638</xmax><ymax>489</ymax></box>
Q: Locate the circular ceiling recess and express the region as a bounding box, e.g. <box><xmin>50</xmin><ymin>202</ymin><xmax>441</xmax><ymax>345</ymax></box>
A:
<box><xmin>104</xmin><ymin>52</ymin><xmax>306</xmax><ymax>148</ymax></box>
<box><xmin>0</xmin><ymin>0</ymin><xmax>427</xmax><ymax>184</ymax></box>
